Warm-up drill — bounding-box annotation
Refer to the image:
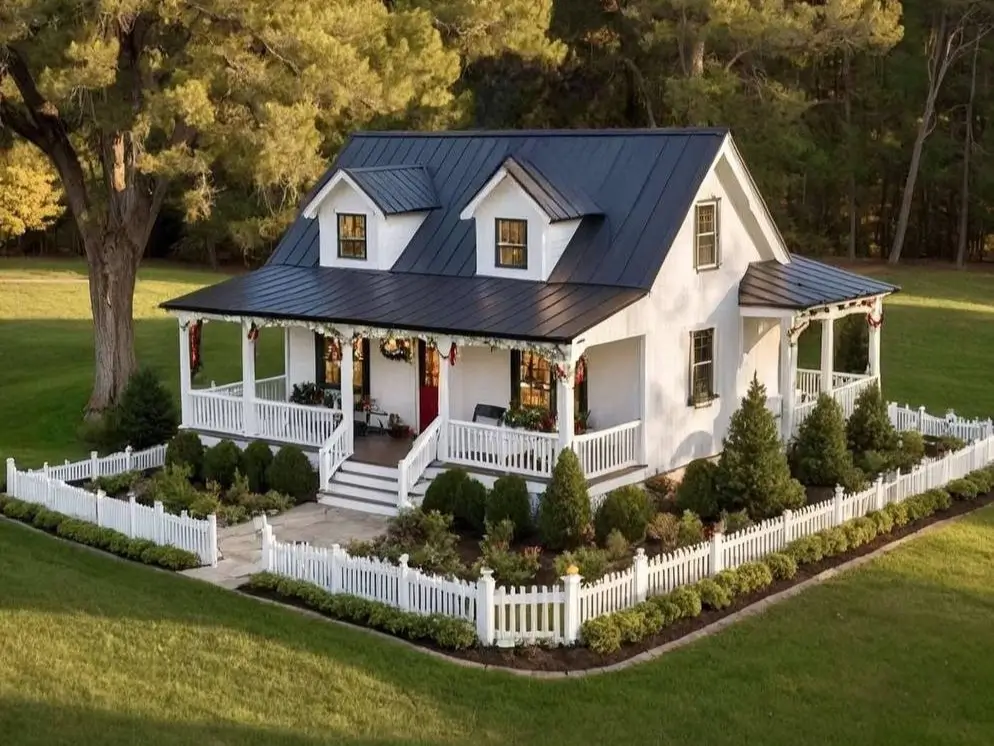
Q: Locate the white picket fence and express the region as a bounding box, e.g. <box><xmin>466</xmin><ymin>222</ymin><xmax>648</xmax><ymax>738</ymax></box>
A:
<box><xmin>31</xmin><ymin>444</ymin><xmax>168</xmax><ymax>483</ymax></box>
<box><xmin>5</xmin><ymin>457</ymin><xmax>217</xmax><ymax>566</ymax></box>
<box><xmin>259</xmin><ymin>432</ymin><xmax>994</xmax><ymax>646</ymax></box>
<box><xmin>888</xmin><ymin>402</ymin><xmax>993</xmax><ymax>442</ymax></box>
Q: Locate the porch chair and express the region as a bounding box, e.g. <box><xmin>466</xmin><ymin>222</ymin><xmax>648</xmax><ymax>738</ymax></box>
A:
<box><xmin>472</xmin><ymin>403</ymin><xmax>506</xmax><ymax>426</ymax></box>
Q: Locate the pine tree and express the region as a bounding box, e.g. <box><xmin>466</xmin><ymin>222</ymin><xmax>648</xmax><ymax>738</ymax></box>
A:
<box><xmin>716</xmin><ymin>375</ymin><xmax>805</xmax><ymax>520</ymax></box>
<box><xmin>846</xmin><ymin>383</ymin><xmax>900</xmax><ymax>455</ymax></box>
<box><xmin>791</xmin><ymin>394</ymin><xmax>862</xmax><ymax>489</ymax></box>
<box><xmin>537</xmin><ymin>449</ymin><xmax>591</xmax><ymax>550</ymax></box>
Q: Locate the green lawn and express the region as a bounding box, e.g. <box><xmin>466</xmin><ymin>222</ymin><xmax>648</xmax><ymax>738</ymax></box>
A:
<box><xmin>2</xmin><ymin>507</ymin><xmax>994</xmax><ymax>745</ymax></box>
<box><xmin>2</xmin><ymin>257</ymin><xmax>992</xmax><ymax>467</ymax></box>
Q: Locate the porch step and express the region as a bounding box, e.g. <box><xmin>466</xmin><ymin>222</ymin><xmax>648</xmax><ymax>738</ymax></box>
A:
<box><xmin>318</xmin><ymin>492</ymin><xmax>399</xmax><ymax>517</ymax></box>
<box><xmin>338</xmin><ymin>460</ymin><xmax>400</xmax><ymax>480</ymax></box>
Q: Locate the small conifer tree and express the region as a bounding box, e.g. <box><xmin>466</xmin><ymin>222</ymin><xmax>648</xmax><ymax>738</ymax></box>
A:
<box><xmin>538</xmin><ymin>449</ymin><xmax>591</xmax><ymax>550</ymax></box>
<box><xmin>791</xmin><ymin>394</ymin><xmax>862</xmax><ymax>489</ymax></box>
<box><xmin>716</xmin><ymin>375</ymin><xmax>805</xmax><ymax>519</ymax></box>
<box><xmin>846</xmin><ymin>383</ymin><xmax>899</xmax><ymax>455</ymax></box>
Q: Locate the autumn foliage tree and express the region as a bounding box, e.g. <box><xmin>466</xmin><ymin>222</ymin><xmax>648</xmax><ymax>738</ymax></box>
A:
<box><xmin>0</xmin><ymin>0</ymin><xmax>460</xmax><ymax>416</ymax></box>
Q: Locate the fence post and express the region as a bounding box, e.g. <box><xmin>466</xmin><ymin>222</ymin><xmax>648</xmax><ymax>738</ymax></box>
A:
<box><xmin>781</xmin><ymin>509</ymin><xmax>793</xmax><ymax>546</ymax></box>
<box><xmin>476</xmin><ymin>568</ymin><xmax>497</xmax><ymax>645</ymax></box>
<box><xmin>833</xmin><ymin>485</ymin><xmax>845</xmax><ymax>525</ymax></box>
<box><xmin>127</xmin><ymin>493</ymin><xmax>136</xmax><ymax>536</ymax></box>
<box><xmin>5</xmin><ymin>458</ymin><xmax>14</xmax><ymax>495</ymax></box>
<box><xmin>208</xmin><ymin>513</ymin><xmax>218</xmax><ymax>566</ymax></box>
<box><xmin>125</xmin><ymin>445</ymin><xmax>133</xmax><ymax>472</ymax></box>
<box><xmin>330</xmin><ymin>543</ymin><xmax>342</xmax><ymax>593</ymax></box>
<box><xmin>918</xmin><ymin>406</ymin><xmax>926</xmax><ymax>434</ymax></box>
<box><xmin>153</xmin><ymin>501</ymin><xmax>164</xmax><ymax>544</ymax></box>
<box><xmin>260</xmin><ymin>521</ymin><xmax>273</xmax><ymax>572</ymax></box>
<box><xmin>43</xmin><ymin>465</ymin><xmax>52</xmax><ymax>508</ymax></box>
<box><xmin>90</xmin><ymin>451</ymin><xmax>99</xmax><ymax>480</ymax></box>
<box><xmin>709</xmin><ymin>531</ymin><xmax>724</xmax><ymax>574</ymax></box>
<box><xmin>633</xmin><ymin>548</ymin><xmax>649</xmax><ymax>603</ymax></box>
<box><xmin>95</xmin><ymin>489</ymin><xmax>105</xmax><ymax>526</ymax></box>
<box><xmin>874</xmin><ymin>475</ymin><xmax>885</xmax><ymax>510</ymax></box>
<box><xmin>562</xmin><ymin>569</ymin><xmax>582</xmax><ymax>645</ymax></box>
<box><xmin>397</xmin><ymin>553</ymin><xmax>411</xmax><ymax>611</ymax></box>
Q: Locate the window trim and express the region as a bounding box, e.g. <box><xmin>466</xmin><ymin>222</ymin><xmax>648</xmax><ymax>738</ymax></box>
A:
<box><xmin>337</xmin><ymin>212</ymin><xmax>368</xmax><ymax>260</ymax></box>
<box><xmin>688</xmin><ymin>327</ymin><xmax>718</xmax><ymax>408</ymax></box>
<box><xmin>693</xmin><ymin>199</ymin><xmax>720</xmax><ymax>271</ymax></box>
<box><xmin>495</xmin><ymin>217</ymin><xmax>528</xmax><ymax>269</ymax></box>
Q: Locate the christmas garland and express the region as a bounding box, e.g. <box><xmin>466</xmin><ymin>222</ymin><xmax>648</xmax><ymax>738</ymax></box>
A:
<box><xmin>379</xmin><ymin>338</ymin><xmax>413</xmax><ymax>363</ymax></box>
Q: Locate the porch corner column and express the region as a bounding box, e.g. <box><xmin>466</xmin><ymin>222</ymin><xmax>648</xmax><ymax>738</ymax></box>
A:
<box><xmin>557</xmin><ymin>372</ymin><xmax>575</xmax><ymax>457</ymax></box>
<box><xmin>637</xmin><ymin>334</ymin><xmax>649</xmax><ymax>465</ymax></box>
<box><xmin>820</xmin><ymin>316</ymin><xmax>835</xmax><ymax>395</ymax></box>
<box><xmin>437</xmin><ymin>337</ymin><xmax>451</xmax><ymax>460</ymax></box>
<box><xmin>868</xmin><ymin>297</ymin><xmax>882</xmax><ymax>379</ymax></box>
<box><xmin>339</xmin><ymin>331</ymin><xmax>354</xmax><ymax>452</ymax></box>
<box><xmin>242</xmin><ymin>320</ymin><xmax>257</xmax><ymax>436</ymax></box>
<box><xmin>178</xmin><ymin>319</ymin><xmax>192</xmax><ymax>427</ymax></box>
<box><xmin>779</xmin><ymin>318</ymin><xmax>796</xmax><ymax>441</ymax></box>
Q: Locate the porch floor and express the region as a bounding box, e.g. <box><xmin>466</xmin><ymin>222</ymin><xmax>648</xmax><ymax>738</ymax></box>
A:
<box><xmin>352</xmin><ymin>433</ymin><xmax>414</xmax><ymax>467</ymax></box>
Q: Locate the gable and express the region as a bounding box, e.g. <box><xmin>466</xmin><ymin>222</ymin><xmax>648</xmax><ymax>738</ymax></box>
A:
<box><xmin>269</xmin><ymin>129</ymin><xmax>729</xmax><ymax>290</ymax></box>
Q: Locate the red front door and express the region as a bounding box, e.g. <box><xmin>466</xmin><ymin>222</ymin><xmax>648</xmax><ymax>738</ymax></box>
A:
<box><xmin>418</xmin><ymin>341</ymin><xmax>440</xmax><ymax>433</ymax></box>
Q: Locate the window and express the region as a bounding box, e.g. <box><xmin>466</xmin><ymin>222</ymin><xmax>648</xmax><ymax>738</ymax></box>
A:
<box><xmin>495</xmin><ymin>218</ymin><xmax>528</xmax><ymax>269</ymax></box>
<box><xmin>689</xmin><ymin>329</ymin><xmax>716</xmax><ymax>406</ymax></box>
<box><xmin>337</xmin><ymin>213</ymin><xmax>367</xmax><ymax>259</ymax></box>
<box><xmin>694</xmin><ymin>201</ymin><xmax>719</xmax><ymax>270</ymax></box>
<box><xmin>317</xmin><ymin>336</ymin><xmax>368</xmax><ymax>398</ymax></box>
<box><xmin>510</xmin><ymin>351</ymin><xmax>588</xmax><ymax>415</ymax></box>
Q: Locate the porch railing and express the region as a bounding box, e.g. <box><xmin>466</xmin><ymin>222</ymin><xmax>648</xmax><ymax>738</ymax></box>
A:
<box><xmin>796</xmin><ymin>369</ymin><xmax>821</xmax><ymax>399</ymax></box>
<box><xmin>572</xmin><ymin>420</ymin><xmax>642</xmax><ymax>479</ymax></box>
<box><xmin>254</xmin><ymin>399</ymin><xmax>341</xmax><ymax>447</ymax></box>
<box><xmin>398</xmin><ymin>416</ymin><xmax>442</xmax><ymax>507</ymax></box>
<box><xmin>446</xmin><ymin>420</ymin><xmax>560</xmax><ymax>479</ymax></box>
<box><xmin>793</xmin><ymin>374</ymin><xmax>878</xmax><ymax>437</ymax></box>
<box><xmin>189</xmin><ymin>390</ymin><xmax>244</xmax><ymax>434</ymax></box>
<box><xmin>318</xmin><ymin>419</ymin><xmax>353</xmax><ymax>489</ymax></box>
<box><xmin>199</xmin><ymin>375</ymin><xmax>287</xmax><ymax>402</ymax></box>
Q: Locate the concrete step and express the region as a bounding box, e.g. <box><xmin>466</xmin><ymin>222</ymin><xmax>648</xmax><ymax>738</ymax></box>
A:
<box><xmin>333</xmin><ymin>469</ymin><xmax>400</xmax><ymax>491</ymax></box>
<box><xmin>340</xmin><ymin>460</ymin><xmax>400</xmax><ymax>480</ymax></box>
<box><xmin>318</xmin><ymin>492</ymin><xmax>399</xmax><ymax>517</ymax></box>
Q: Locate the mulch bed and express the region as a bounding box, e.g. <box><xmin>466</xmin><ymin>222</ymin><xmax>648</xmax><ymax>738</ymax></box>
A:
<box><xmin>241</xmin><ymin>489</ymin><xmax>994</xmax><ymax>672</ymax></box>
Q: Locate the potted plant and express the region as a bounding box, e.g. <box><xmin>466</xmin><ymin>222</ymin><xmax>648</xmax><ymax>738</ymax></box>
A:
<box><xmin>387</xmin><ymin>414</ymin><xmax>412</xmax><ymax>439</ymax></box>
<box><xmin>575</xmin><ymin>410</ymin><xmax>590</xmax><ymax>435</ymax></box>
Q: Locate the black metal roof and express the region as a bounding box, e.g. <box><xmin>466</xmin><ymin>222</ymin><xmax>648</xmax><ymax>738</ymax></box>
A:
<box><xmin>342</xmin><ymin>165</ymin><xmax>439</xmax><ymax>215</ymax></box>
<box><xmin>271</xmin><ymin>128</ymin><xmax>728</xmax><ymax>289</ymax></box>
<box><xmin>500</xmin><ymin>155</ymin><xmax>601</xmax><ymax>222</ymax></box>
<box><xmin>739</xmin><ymin>256</ymin><xmax>898</xmax><ymax>309</ymax></box>
<box><xmin>161</xmin><ymin>265</ymin><xmax>646</xmax><ymax>342</ymax></box>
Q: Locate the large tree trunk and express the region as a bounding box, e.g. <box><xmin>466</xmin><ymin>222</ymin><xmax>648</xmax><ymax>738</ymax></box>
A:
<box><xmin>957</xmin><ymin>33</ymin><xmax>981</xmax><ymax>268</ymax></box>
<box><xmin>85</xmin><ymin>235</ymin><xmax>141</xmax><ymax>415</ymax></box>
<box><xmin>888</xmin><ymin>88</ymin><xmax>937</xmax><ymax>264</ymax></box>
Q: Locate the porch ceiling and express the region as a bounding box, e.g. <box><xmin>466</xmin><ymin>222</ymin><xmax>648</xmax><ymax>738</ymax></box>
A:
<box><xmin>739</xmin><ymin>255</ymin><xmax>898</xmax><ymax>311</ymax></box>
<box><xmin>160</xmin><ymin>264</ymin><xmax>646</xmax><ymax>343</ymax></box>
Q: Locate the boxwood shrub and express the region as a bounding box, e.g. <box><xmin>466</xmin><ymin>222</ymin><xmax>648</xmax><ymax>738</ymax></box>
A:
<box><xmin>946</xmin><ymin>478</ymin><xmax>980</xmax><ymax>501</ymax></box>
<box><xmin>1</xmin><ymin>496</ymin><xmax>200</xmax><ymax>570</ymax></box>
<box><xmin>245</xmin><ymin>572</ymin><xmax>477</xmax><ymax>650</ymax></box>
<box><xmin>763</xmin><ymin>552</ymin><xmax>797</xmax><ymax>581</ymax></box>
<box><xmin>736</xmin><ymin>561</ymin><xmax>774</xmax><ymax>593</ymax></box>
<box><xmin>695</xmin><ymin>578</ymin><xmax>732</xmax><ymax>610</ymax></box>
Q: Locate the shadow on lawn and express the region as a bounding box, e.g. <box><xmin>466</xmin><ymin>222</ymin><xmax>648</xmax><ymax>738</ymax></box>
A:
<box><xmin>0</xmin><ymin>696</ymin><xmax>417</xmax><ymax>746</ymax></box>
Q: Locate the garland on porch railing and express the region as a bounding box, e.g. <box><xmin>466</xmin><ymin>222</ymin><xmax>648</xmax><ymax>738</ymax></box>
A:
<box><xmin>189</xmin><ymin>320</ymin><xmax>203</xmax><ymax>378</ymax></box>
<box><xmin>867</xmin><ymin>309</ymin><xmax>883</xmax><ymax>329</ymax></box>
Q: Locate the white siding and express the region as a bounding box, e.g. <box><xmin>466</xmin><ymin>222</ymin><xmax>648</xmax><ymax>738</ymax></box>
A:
<box><xmin>740</xmin><ymin>317</ymin><xmax>780</xmax><ymax>396</ymax></box>
<box><xmin>578</xmin><ymin>150</ymin><xmax>782</xmax><ymax>474</ymax></box>
<box><xmin>450</xmin><ymin>346</ymin><xmax>511</xmax><ymax>421</ymax></box>
<box><xmin>585</xmin><ymin>337</ymin><xmax>640</xmax><ymax>429</ymax></box>
<box><xmin>469</xmin><ymin>177</ymin><xmax>581</xmax><ymax>281</ymax></box>
<box><xmin>369</xmin><ymin>348</ymin><xmax>417</xmax><ymax>431</ymax></box>
<box><xmin>287</xmin><ymin>326</ymin><xmax>316</xmax><ymax>390</ymax></box>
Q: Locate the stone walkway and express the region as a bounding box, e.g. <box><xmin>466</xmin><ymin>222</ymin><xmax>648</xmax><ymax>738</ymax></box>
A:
<box><xmin>183</xmin><ymin>503</ymin><xmax>389</xmax><ymax>589</ymax></box>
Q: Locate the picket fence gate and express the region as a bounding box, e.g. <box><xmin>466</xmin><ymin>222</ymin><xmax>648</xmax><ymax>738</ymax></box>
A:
<box><xmin>259</xmin><ymin>432</ymin><xmax>994</xmax><ymax>646</ymax></box>
<box><xmin>5</xmin><ymin>457</ymin><xmax>217</xmax><ymax>566</ymax></box>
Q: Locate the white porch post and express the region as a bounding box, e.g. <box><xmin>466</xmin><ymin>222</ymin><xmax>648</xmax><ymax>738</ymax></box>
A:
<box><xmin>178</xmin><ymin>320</ymin><xmax>192</xmax><ymax>427</ymax></box>
<box><xmin>242</xmin><ymin>321</ymin><xmax>257</xmax><ymax>436</ymax></box>
<box><xmin>780</xmin><ymin>318</ymin><xmax>797</xmax><ymax>441</ymax></box>
<box><xmin>340</xmin><ymin>333</ymin><xmax>354</xmax><ymax>450</ymax></box>
<box><xmin>557</xmin><ymin>369</ymin><xmax>575</xmax><ymax>456</ymax></box>
<box><xmin>868</xmin><ymin>297</ymin><xmax>882</xmax><ymax>378</ymax></box>
<box><xmin>437</xmin><ymin>338</ymin><xmax>451</xmax><ymax>460</ymax></box>
<box><xmin>636</xmin><ymin>335</ymin><xmax>648</xmax><ymax>465</ymax></box>
<box><xmin>820</xmin><ymin>316</ymin><xmax>835</xmax><ymax>395</ymax></box>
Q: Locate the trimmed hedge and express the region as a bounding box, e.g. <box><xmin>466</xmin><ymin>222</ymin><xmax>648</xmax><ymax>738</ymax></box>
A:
<box><xmin>594</xmin><ymin>485</ymin><xmax>651</xmax><ymax>543</ymax></box>
<box><xmin>245</xmin><ymin>572</ymin><xmax>477</xmax><ymax>650</ymax></box>
<box><xmin>0</xmin><ymin>495</ymin><xmax>200</xmax><ymax>570</ymax></box>
<box><xmin>763</xmin><ymin>552</ymin><xmax>797</xmax><ymax>581</ymax></box>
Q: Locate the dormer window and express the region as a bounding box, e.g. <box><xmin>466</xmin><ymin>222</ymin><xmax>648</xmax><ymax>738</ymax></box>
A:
<box><xmin>496</xmin><ymin>218</ymin><xmax>528</xmax><ymax>269</ymax></box>
<box><xmin>338</xmin><ymin>213</ymin><xmax>367</xmax><ymax>259</ymax></box>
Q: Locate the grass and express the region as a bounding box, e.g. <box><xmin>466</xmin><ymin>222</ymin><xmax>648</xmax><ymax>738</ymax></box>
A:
<box><xmin>2</xmin><ymin>506</ymin><xmax>994</xmax><ymax>745</ymax></box>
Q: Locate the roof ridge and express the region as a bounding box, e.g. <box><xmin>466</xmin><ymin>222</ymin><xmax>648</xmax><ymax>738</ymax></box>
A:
<box><xmin>344</xmin><ymin>164</ymin><xmax>427</xmax><ymax>173</ymax></box>
<box><xmin>352</xmin><ymin>127</ymin><xmax>730</xmax><ymax>139</ymax></box>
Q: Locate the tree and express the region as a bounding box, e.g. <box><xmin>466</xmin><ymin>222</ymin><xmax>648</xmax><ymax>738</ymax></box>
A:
<box><xmin>537</xmin><ymin>448</ymin><xmax>591</xmax><ymax>550</ymax></box>
<box><xmin>0</xmin><ymin>1</ymin><xmax>460</xmax><ymax>416</ymax></box>
<box><xmin>956</xmin><ymin>29</ymin><xmax>982</xmax><ymax>268</ymax></box>
<box><xmin>0</xmin><ymin>141</ymin><xmax>62</xmax><ymax>242</ymax></box>
<box><xmin>790</xmin><ymin>394</ymin><xmax>861</xmax><ymax>489</ymax></box>
<box><xmin>716</xmin><ymin>375</ymin><xmax>806</xmax><ymax>520</ymax></box>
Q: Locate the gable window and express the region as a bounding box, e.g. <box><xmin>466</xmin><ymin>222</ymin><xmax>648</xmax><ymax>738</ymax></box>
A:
<box><xmin>689</xmin><ymin>328</ymin><xmax>716</xmax><ymax>406</ymax></box>
<box><xmin>694</xmin><ymin>201</ymin><xmax>719</xmax><ymax>270</ymax></box>
<box><xmin>496</xmin><ymin>218</ymin><xmax>528</xmax><ymax>269</ymax></box>
<box><xmin>337</xmin><ymin>213</ymin><xmax>367</xmax><ymax>259</ymax></box>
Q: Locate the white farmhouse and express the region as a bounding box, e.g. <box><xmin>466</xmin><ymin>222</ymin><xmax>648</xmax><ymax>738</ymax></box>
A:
<box><xmin>163</xmin><ymin>128</ymin><xmax>897</xmax><ymax>515</ymax></box>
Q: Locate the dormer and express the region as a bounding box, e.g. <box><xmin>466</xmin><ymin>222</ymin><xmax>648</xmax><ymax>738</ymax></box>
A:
<box><xmin>302</xmin><ymin>165</ymin><xmax>439</xmax><ymax>270</ymax></box>
<box><xmin>460</xmin><ymin>155</ymin><xmax>601</xmax><ymax>281</ymax></box>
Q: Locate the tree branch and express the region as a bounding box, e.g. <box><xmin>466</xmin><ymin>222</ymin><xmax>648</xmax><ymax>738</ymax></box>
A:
<box><xmin>180</xmin><ymin>1</ymin><xmax>301</xmax><ymax>76</ymax></box>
